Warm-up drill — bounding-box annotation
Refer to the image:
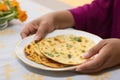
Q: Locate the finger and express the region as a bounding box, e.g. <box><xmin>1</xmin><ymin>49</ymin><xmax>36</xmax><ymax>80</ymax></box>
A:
<box><xmin>68</xmin><ymin>59</ymin><xmax>89</xmax><ymax>71</ymax></box>
<box><xmin>76</xmin><ymin>49</ymin><xmax>108</xmax><ymax>72</ymax></box>
<box><xmin>76</xmin><ymin>43</ymin><xmax>112</xmax><ymax>73</ymax></box>
<box><xmin>35</xmin><ymin>22</ymin><xmax>50</xmax><ymax>41</ymax></box>
<box><xmin>83</xmin><ymin>40</ymin><xmax>107</xmax><ymax>58</ymax></box>
<box><xmin>21</xmin><ymin>23</ymin><xmax>38</xmax><ymax>39</ymax></box>
<box><xmin>99</xmin><ymin>44</ymin><xmax>120</xmax><ymax>69</ymax></box>
<box><xmin>76</xmin><ymin>67</ymin><xmax>104</xmax><ymax>73</ymax></box>
<box><xmin>76</xmin><ymin>58</ymin><xmax>107</xmax><ymax>73</ymax></box>
<box><xmin>21</xmin><ymin>32</ymin><xmax>28</xmax><ymax>39</ymax></box>
<box><xmin>75</xmin><ymin>60</ymin><xmax>104</xmax><ymax>73</ymax></box>
<box><xmin>21</xmin><ymin>27</ymin><xmax>31</xmax><ymax>39</ymax></box>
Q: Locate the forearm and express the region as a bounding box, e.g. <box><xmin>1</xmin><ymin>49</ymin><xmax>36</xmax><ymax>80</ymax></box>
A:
<box><xmin>53</xmin><ymin>10</ymin><xmax>74</xmax><ymax>29</ymax></box>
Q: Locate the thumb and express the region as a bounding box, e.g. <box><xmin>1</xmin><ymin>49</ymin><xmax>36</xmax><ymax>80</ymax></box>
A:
<box><xmin>34</xmin><ymin>22</ymin><xmax>50</xmax><ymax>41</ymax></box>
<box><xmin>83</xmin><ymin>40</ymin><xmax>106</xmax><ymax>59</ymax></box>
<box><xmin>75</xmin><ymin>42</ymin><xmax>109</xmax><ymax>73</ymax></box>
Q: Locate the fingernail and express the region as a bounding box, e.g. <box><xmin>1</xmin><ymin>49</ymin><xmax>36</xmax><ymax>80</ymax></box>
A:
<box><xmin>82</xmin><ymin>53</ymin><xmax>89</xmax><ymax>58</ymax></box>
<box><xmin>34</xmin><ymin>35</ymin><xmax>39</xmax><ymax>40</ymax></box>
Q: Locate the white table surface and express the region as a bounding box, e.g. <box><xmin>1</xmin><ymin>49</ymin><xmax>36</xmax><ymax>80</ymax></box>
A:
<box><xmin>0</xmin><ymin>0</ymin><xmax>120</xmax><ymax>80</ymax></box>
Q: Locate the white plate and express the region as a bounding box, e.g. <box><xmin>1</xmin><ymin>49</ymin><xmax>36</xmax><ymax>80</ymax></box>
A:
<box><xmin>15</xmin><ymin>28</ymin><xmax>102</xmax><ymax>71</ymax></box>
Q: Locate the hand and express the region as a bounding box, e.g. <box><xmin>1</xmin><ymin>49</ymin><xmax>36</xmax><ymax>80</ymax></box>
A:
<box><xmin>76</xmin><ymin>38</ymin><xmax>120</xmax><ymax>73</ymax></box>
<box><xmin>21</xmin><ymin>10</ymin><xmax>74</xmax><ymax>41</ymax></box>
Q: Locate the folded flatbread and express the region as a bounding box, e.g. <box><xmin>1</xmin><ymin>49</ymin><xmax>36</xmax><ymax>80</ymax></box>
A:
<box><xmin>24</xmin><ymin>41</ymin><xmax>67</xmax><ymax>68</ymax></box>
<box><xmin>38</xmin><ymin>35</ymin><xmax>95</xmax><ymax>65</ymax></box>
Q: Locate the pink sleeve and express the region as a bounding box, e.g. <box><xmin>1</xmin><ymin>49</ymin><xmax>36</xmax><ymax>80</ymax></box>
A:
<box><xmin>69</xmin><ymin>0</ymin><xmax>113</xmax><ymax>38</ymax></box>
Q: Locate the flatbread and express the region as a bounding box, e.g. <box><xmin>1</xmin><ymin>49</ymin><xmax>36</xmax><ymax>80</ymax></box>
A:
<box><xmin>38</xmin><ymin>35</ymin><xmax>95</xmax><ymax>65</ymax></box>
<box><xmin>24</xmin><ymin>41</ymin><xmax>67</xmax><ymax>68</ymax></box>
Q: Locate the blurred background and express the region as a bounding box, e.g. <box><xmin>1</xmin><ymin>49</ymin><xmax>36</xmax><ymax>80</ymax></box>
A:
<box><xmin>34</xmin><ymin>0</ymin><xmax>93</xmax><ymax>10</ymax></box>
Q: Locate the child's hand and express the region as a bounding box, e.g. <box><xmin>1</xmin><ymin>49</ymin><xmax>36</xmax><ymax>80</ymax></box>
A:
<box><xmin>76</xmin><ymin>39</ymin><xmax>120</xmax><ymax>73</ymax></box>
<box><xmin>21</xmin><ymin>11</ymin><xmax>74</xmax><ymax>41</ymax></box>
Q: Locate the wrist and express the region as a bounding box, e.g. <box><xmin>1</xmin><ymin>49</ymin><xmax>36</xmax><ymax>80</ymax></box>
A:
<box><xmin>54</xmin><ymin>10</ymin><xmax>74</xmax><ymax>29</ymax></box>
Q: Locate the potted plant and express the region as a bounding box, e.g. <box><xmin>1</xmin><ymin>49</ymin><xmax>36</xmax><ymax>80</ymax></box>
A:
<box><xmin>0</xmin><ymin>0</ymin><xmax>27</xmax><ymax>29</ymax></box>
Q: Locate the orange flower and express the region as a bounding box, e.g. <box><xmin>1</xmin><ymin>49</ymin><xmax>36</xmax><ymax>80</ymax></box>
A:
<box><xmin>0</xmin><ymin>0</ymin><xmax>28</xmax><ymax>22</ymax></box>
<box><xmin>10</xmin><ymin>0</ymin><xmax>20</xmax><ymax>10</ymax></box>
<box><xmin>10</xmin><ymin>0</ymin><xmax>28</xmax><ymax>22</ymax></box>
<box><xmin>0</xmin><ymin>3</ymin><xmax>8</xmax><ymax>12</ymax></box>
<box><xmin>18</xmin><ymin>10</ymin><xmax>27</xmax><ymax>22</ymax></box>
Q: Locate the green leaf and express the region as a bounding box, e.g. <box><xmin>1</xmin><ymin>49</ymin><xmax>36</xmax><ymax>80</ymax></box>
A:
<box><xmin>5</xmin><ymin>0</ymin><xmax>12</xmax><ymax>9</ymax></box>
<box><xmin>45</xmin><ymin>52</ymin><xmax>54</xmax><ymax>57</ymax></box>
<box><xmin>54</xmin><ymin>52</ymin><xmax>59</xmax><ymax>54</ymax></box>
<box><xmin>68</xmin><ymin>54</ymin><xmax>72</xmax><ymax>59</ymax></box>
<box><xmin>66</xmin><ymin>44</ymin><xmax>73</xmax><ymax>48</ymax></box>
<box><xmin>74</xmin><ymin>37</ymin><xmax>82</xmax><ymax>42</ymax></box>
<box><xmin>0</xmin><ymin>10</ymin><xmax>18</xmax><ymax>21</ymax></box>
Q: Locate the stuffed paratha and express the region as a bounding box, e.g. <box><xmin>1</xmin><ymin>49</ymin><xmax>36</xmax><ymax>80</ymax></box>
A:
<box><xmin>24</xmin><ymin>41</ymin><xmax>67</xmax><ymax>68</ymax></box>
<box><xmin>38</xmin><ymin>35</ymin><xmax>95</xmax><ymax>65</ymax></box>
